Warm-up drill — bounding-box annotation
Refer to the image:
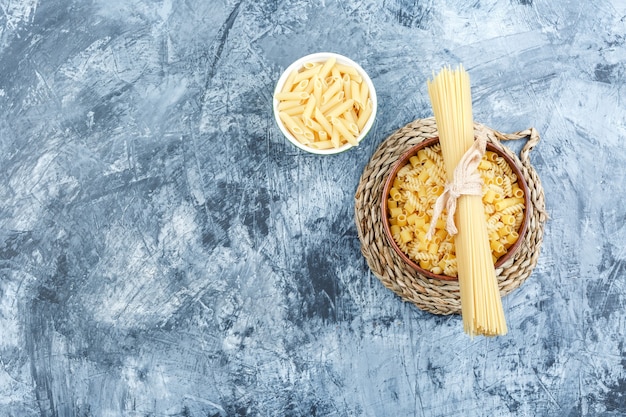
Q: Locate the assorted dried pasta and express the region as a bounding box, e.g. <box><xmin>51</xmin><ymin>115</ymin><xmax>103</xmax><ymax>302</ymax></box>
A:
<box><xmin>387</xmin><ymin>143</ymin><xmax>525</xmax><ymax>278</ymax></box>
<box><xmin>275</xmin><ymin>57</ymin><xmax>373</xmax><ymax>150</ymax></box>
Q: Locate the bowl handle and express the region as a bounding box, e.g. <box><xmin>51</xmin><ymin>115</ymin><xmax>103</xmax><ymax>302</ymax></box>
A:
<box><xmin>492</xmin><ymin>127</ymin><xmax>548</xmax><ymax>221</ymax></box>
<box><xmin>492</xmin><ymin>127</ymin><xmax>540</xmax><ymax>166</ymax></box>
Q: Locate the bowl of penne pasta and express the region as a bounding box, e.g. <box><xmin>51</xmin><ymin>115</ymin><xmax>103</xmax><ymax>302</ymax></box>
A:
<box><xmin>273</xmin><ymin>52</ymin><xmax>377</xmax><ymax>154</ymax></box>
<box><xmin>381</xmin><ymin>137</ymin><xmax>530</xmax><ymax>281</ymax></box>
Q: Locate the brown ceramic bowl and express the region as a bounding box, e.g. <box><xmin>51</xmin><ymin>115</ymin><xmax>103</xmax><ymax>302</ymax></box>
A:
<box><xmin>381</xmin><ymin>137</ymin><xmax>530</xmax><ymax>281</ymax></box>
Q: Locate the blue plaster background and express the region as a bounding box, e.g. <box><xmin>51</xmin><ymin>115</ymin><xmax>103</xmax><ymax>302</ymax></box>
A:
<box><xmin>1</xmin><ymin>0</ymin><xmax>625</xmax><ymax>416</ymax></box>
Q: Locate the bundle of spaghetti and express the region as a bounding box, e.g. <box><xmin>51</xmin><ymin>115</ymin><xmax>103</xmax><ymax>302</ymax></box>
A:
<box><xmin>427</xmin><ymin>66</ymin><xmax>507</xmax><ymax>337</ymax></box>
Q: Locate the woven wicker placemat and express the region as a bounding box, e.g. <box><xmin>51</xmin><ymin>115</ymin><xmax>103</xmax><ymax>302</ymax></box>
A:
<box><xmin>354</xmin><ymin>117</ymin><xmax>547</xmax><ymax>315</ymax></box>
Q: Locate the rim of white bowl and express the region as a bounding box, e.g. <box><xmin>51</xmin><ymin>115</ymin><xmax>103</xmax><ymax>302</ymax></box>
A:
<box><xmin>273</xmin><ymin>52</ymin><xmax>377</xmax><ymax>155</ymax></box>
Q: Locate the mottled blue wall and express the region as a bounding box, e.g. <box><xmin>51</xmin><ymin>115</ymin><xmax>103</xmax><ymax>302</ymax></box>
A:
<box><xmin>1</xmin><ymin>0</ymin><xmax>625</xmax><ymax>416</ymax></box>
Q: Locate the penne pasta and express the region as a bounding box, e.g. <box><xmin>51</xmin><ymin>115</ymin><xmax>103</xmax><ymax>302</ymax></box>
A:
<box><xmin>275</xmin><ymin>56</ymin><xmax>373</xmax><ymax>150</ymax></box>
<box><xmin>313</xmin><ymin>107</ymin><xmax>334</xmax><ymax>136</ymax></box>
<box><xmin>321</xmin><ymin>79</ymin><xmax>343</xmax><ymax>105</ymax></box>
<box><xmin>291</xmin><ymin>116</ymin><xmax>315</xmax><ymax>143</ymax></box>
<box><xmin>334</xmin><ymin>63</ymin><xmax>361</xmax><ymax>78</ymax></box>
<box><xmin>280</xmin><ymin>70</ymin><xmax>298</xmax><ymax>93</ymax></box>
<box><xmin>277</xmin><ymin>100</ymin><xmax>303</xmax><ymax>111</ymax></box>
<box><xmin>351</xmin><ymin>80</ymin><xmax>361</xmax><ymax>107</ymax></box>
<box><xmin>359</xmin><ymin>81</ymin><xmax>369</xmax><ymax>109</ymax></box>
<box><xmin>331</xmin><ymin>117</ymin><xmax>357</xmax><ymax>145</ymax></box>
<box><xmin>282</xmin><ymin>104</ymin><xmax>307</xmax><ymax>116</ymax></box>
<box><xmin>294</xmin><ymin>64</ymin><xmax>322</xmax><ymax>83</ymax></box>
<box><xmin>278</xmin><ymin>112</ymin><xmax>303</xmax><ymax>135</ymax></box>
<box><xmin>330</xmin><ymin>125</ymin><xmax>341</xmax><ymax>148</ymax></box>
<box><xmin>342</xmin><ymin>74</ymin><xmax>352</xmax><ymax>101</ymax></box>
<box><xmin>343</xmin><ymin>109</ymin><xmax>357</xmax><ymax>126</ymax></box>
<box><xmin>356</xmin><ymin>98</ymin><xmax>373</xmax><ymax>130</ymax></box>
<box><xmin>319</xmin><ymin>91</ymin><xmax>344</xmax><ymax>114</ymax></box>
<box><xmin>313</xmin><ymin>76</ymin><xmax>323</xmax><ymax>105</ymax></box>
<box><xmin>302</xmin><ymin>95</ymin><xmax>317</xmax><ymax>121</ymax></box>
<box><xmin>318</xmin><ymin>56</ymin><xmax>337</xmax><ymax>79</ymax></box>
<box><xmin>310</xmin><ymin>140</ymin><xmax>334</xmax><ymax>150</ymax></box>
<box><xmin>278</xmin><ymin>112</ymin><xmax>310</xmax><ymax>144</ymax></box>
<box><xmin>292</xmin><ymin>79</ymin><xmax>309</xmax><ymax>92</ymax></box>
<box><xmin>326</xmin><ymin>98</ymin><xmax>355</xmax><ymax>119</ymax></box>
<box><xmin>345</xmin><ymin>118</ymin><xmax>359</xmax><ymax>136</ymax></box>
<box><xmin>275</xmin><ymin>91</ymin><xmax>309</xmax><ymax>101</ymax></box>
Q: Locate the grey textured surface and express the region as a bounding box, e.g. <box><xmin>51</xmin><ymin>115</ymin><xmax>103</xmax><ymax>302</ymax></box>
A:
<box><xmin>1</xmin><ymin>0</ymin><xmax>625</xmax><ymax>416</ymax></box>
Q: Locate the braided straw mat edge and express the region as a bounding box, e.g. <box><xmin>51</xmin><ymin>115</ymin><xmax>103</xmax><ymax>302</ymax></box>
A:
<box><xmin>354</xmin><ymin>117</ymin><xmax>547</xmax><ymax>315</ymax></box>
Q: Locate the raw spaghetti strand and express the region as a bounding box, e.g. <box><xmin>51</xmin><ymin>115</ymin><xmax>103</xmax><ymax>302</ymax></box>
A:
<box><xmin>427</xmin><ymin>66</ymin><xmax>507</xmax><ymax>337</ymax></box>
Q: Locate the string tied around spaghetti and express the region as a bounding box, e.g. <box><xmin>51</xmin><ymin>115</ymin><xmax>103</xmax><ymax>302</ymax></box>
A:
<box><xmin>426</xmin><ymin>127</ymin><xmax>489</xmax><ymax>240</ymax></box>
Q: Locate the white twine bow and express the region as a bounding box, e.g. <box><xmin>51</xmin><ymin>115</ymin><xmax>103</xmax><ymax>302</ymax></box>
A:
<box><xmin>426</xmin><ymin>128</ymin><xmax>488</xmax><ymax>240</ymax></box>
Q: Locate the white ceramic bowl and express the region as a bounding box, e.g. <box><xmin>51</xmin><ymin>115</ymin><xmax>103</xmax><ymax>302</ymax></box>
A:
<box><xmin>273</xmin><ymin>52</ymin><xmax>377</xmax><ymax>155</ymax></box>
